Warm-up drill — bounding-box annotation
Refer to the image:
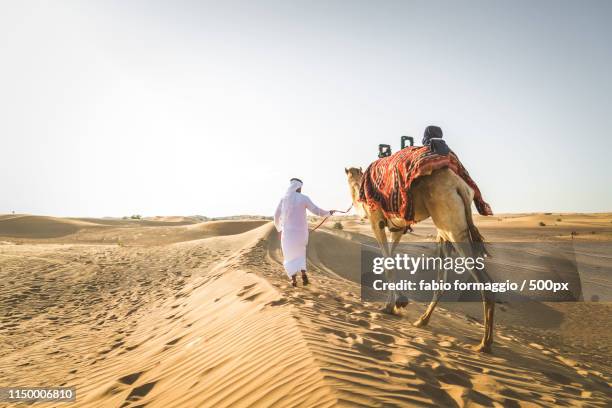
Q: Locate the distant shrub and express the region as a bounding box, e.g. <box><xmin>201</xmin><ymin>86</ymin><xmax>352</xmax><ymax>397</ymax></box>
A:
<box><xmin>130</xmin><ymin>214</ymin><xmax>142</xmax><ymax>220</ymax></box>
<box><xmin>539</xmin><ymin>221</ymin><xmax>546</xmax><ymax>227</ymax></box>
<box><xmin>544</xmin><ymin>212</ymin><xmax>552</xmax><ymax>215</ymax></box>
<box><xmin>333</xmin><ymin>221</ymin><xmax>344</xmax><ymax>230</ymax></box>
<box><xmin>556</xmin><ymin>218</ymin><xmax>562</xmax><ymax>222</ymax></box>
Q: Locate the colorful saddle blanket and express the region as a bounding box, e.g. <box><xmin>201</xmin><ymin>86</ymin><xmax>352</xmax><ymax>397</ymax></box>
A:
<box><xmin>359</xmin><ymin>146</ymin><xmax>493</xmax><ymax>223</ymax></box>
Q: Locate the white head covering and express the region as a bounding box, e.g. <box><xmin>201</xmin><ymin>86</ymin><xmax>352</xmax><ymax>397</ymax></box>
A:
<box><xmin>280</xmin><ymin>179</ymin><xmax>303</xmax><ymax>230</ymax></box>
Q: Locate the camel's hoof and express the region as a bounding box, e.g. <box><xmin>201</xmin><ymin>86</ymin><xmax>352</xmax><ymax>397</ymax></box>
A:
<box><xmin>382</xmin><ymin>304</ymin><xmax>399</xmax><ymax>315</ymax></box>
<box><xmin>412</xmin><ymin>317</ymin><xmax>429</xmax><ymax>328</ymax></box>
<box><xmin>472</xmin><ymin>343</ymin><xmax>492</xmax><ymax>353</ymax></box>
<box><xmin>395</xmin><ymin>295</ymin><xmax>409</xmax><ymax>308</ymax></box>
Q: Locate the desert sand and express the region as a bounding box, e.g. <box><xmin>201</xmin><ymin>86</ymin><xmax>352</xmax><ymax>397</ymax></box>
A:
<box><xmin>0</xmin><ymin>213</ymin><xmax>610</xmax><ymax>407</ymax></box>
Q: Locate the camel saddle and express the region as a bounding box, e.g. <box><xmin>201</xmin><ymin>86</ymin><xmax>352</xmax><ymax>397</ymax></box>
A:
<box><xmin>359</xmin><ymin>146</ymin><xmax>493</xmax><ymax>224</ymax></box>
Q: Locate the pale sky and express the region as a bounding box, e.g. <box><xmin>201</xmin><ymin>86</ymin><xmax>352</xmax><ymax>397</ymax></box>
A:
<box><xmin>1</xmin><ymin>1</ymin><xmax>611</xmax><ymax>217</ymax></box>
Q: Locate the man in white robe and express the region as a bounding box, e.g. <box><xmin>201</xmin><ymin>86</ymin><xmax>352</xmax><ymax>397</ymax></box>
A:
<box><xmin>274</xmin><ymin>178</ymin><xmax>333</xmax><ymax>287</ymax></box>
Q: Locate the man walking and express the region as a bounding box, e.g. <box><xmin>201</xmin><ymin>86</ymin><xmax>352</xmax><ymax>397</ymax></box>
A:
<box><xmin>274</xmin><ymin>178</ymin><xmax>334</xmax><ymax>287</ymax></box>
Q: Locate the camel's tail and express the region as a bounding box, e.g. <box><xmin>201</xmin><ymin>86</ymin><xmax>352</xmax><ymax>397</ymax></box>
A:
<box><xmin>457</xmin><ymin>184</ymin><xmax>489</xmax><ymax>257</ymax></box>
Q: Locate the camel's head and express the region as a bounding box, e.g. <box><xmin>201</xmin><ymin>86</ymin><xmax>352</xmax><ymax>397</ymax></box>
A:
<box><xmin>344</xmin><ymin>167</ymin><xmax>368</xmax><ymax>218</ymax></box>
<box><xmin>344</xmin><ymin>166</ymin><xmax>363</xmax><ymax>186</ymax></box>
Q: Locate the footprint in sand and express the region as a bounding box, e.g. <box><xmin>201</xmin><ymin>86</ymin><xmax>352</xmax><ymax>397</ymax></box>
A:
<box><xmin>165</xmin><ymin>336</ymin><xmax>183</xmax><ymax>346</ymax></box>
<box><xmin>240</xmin><ymin>283</ymin><xmax>257</xmax><ymax>291</ymax></box>
<box><xmin>289</xmin><ymin>296</ymin><xmax>305</xmax><ymax>304</ymax></box>
<box><xmin>118</xmin><ymin>371</ymin><xmax>143</xmax><ymax>385</ymax></box>
<box><xmin>320</xmin><ymin>326</ymin><xmax>350</xmax><ymax>339</ymax></box>
<box><xmin>350</xmin><ymin>317</ymin><xmax>372</xmax><ymax>329</ymax></box>
<box><xmin>434</xmin><ymin>366</ymin><xmax>473</xmax><ymax>388</ymax></box>
<box><xmin>242</xmin><ymin>292</ymin><xmax>262</xmax><ymax>302</ymax></box>
<box><xmin>111</xmin><ymin>339</ymin><xmax>125</xmax><ymax>350</ymax></box>
<box><xmin>266</xmin><ymin>297</ymin><xmax>288</xmax><ymax>307</ymax></box>
<box><xmin>364</xmin><ymin>332</ymin><xmax>395</xmax><ymax>345</ymax></box>
<box><xmin>438</xmin><ymin>336</ymin><xmax>457</xmax><ymax>348</ymax></box>
<box><xmin>390</xmin><ymin>350</ymin><xmax>418</xmax><ymax>365</ymax></box>
<box><xmin>352</xmin><ymin>339</ymin><xmax>393</xmax><ymax>360</ymax></box>
<box><xmin>121</xmin><ymin>381</ymin><xmax>157</xmax><ymax>406</ymax></box>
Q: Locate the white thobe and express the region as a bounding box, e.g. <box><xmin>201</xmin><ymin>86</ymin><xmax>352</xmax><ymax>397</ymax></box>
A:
<box><xmin>274</xmin><ymin>193</ymin><xmax>329</xmax><ymax>277</ymax></box>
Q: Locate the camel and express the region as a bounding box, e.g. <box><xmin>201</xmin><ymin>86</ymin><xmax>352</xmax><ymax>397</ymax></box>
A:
<box><xmin>345</xmin><ymin>166</ymin><xmax>495</xmax><ymax>352</ymax></box>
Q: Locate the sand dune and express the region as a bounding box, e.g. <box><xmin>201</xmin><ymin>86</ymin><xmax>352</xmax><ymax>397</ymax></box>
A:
<box><xmin>0</xmin><ymin>215</ymin><xmax>267</xmax><ymax>245</ymax></box>
<box><xmin>142</xmin><ymin>216</ymin><xmax>203</xmax><ymax>223</ymax></box>
<box><xmin>0</xmin><ymin>215</ymin><xmax>610</xmax><ymax>407</ymax></box>
<box><xmin>186</xmin><ymin>219</ymin><xmax>269</xmax><ymax>237</ymax></box>
<box><xmin>0</xmin><ymin>215</ymin><xmax>102</xmax><ymax>238</ymax></box>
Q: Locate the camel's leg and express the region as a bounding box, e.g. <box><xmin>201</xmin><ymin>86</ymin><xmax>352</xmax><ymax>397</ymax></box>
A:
<box><xmin>466</xmin><ymin>266</ymin><xmax>495</xmax><ymax>353</ymax></box>
<box><xmin>413</xmin><ymin>240</ymin><xmax>449</xmax><ymax>327</ymax></box>
<box><xmin>410</xmin><ymin>182</ymin><xmax>471</xmax><ymax>328</ymax></box>
<box><xmin>367</xmin><ymin>212</ymin><xmax>398</xmax><ymax>314</ymax></box>
<box><xmin>389</xmin><ymin>229</ymin><xmax>409</xmax><ymax>308</ymax></box>
<box><xmin>450</xmin><ymin>239</ymin><xmax>495</xmax><ymax>353</ymax></box>
<box><xmin>389</xmin><ymin>228</ymin><xmax>403</xmax><ymax>255</ymax></box>
<box><xmin>482</xmin><ymin>293</ymin><xmax>495</xmax><ymax>352</ymax></box>
<box><xmin>368</xmin><ymin>211</ymin><xmax>390</xmax><ymax>258</ymax></box>
<box><xmin>417</xmin><ymin>180</ymin><xmax>495</xmax><ymax>351</ymax></box>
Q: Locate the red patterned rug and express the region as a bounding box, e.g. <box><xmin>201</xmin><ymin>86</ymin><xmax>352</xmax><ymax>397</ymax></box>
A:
<box><xmin>359</xmin><ymin>146</ymin><xmax>493</xmax><ymax>223</ymax></box>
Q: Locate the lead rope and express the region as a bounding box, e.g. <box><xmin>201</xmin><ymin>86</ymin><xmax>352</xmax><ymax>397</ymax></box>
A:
<box><xmin>310</xmin><ymin>204</ymin><xmax>353</xmax><ymax>232</ymax></box>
